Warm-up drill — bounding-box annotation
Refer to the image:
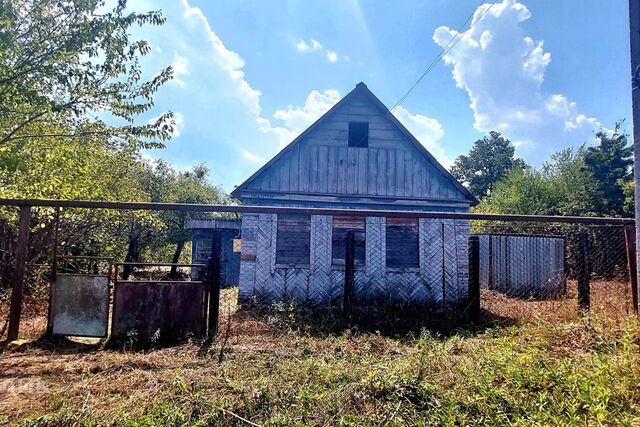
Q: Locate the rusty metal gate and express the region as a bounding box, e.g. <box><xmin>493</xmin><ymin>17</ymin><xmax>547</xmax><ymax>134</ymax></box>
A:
<box><xmin>110</xmin><ymin>262</ymin><xmax>209</xmax><ymax>343</ymax></box>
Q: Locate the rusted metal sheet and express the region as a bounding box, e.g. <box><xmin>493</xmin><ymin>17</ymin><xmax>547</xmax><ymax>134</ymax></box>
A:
<box><xmin>52</xmin><ymin>274</ymin><xmax>109</xmax><ymax>337</ymax></box>
<box><xmin>111</xmin><ymin>281</ymin><xmax>206</xmax><ymax>342</ymax></box>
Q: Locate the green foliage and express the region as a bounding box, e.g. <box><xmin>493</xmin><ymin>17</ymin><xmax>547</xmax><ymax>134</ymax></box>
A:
<box><xmin>0</xmin><ymin>128</ymin><xmax>147</xmax><ymax>202</ymax></box>
<box><xmin>477</xmin><ymin>147</ymin><xmax>599</xmax><ymax>216</ymax></box>
<box><xmin>0</xmin><ymin>0</ymin><xmax>175</xmax><ymax>148</ymax></box>
<box><xmin>475</xmin><ymin>127</ymin><xmax>634</xmax><ymax>218</ymax></box>
<box><xmin>139</xmin><ymin>160</ymin><xmax>231</xmax><ymax>269</ymax></box>
<box><xmin>450</xmin><ymin>131</ymin><xmax>526</xmax><ymax>200</ymax></box>
<box><xmin>583</xmin><ymin>124</ymin><xmax>633</xmax><ymax>217</ymax></box>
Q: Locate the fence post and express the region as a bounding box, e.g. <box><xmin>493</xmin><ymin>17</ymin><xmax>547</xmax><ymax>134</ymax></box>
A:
<box><xmin>45</xmin><ymin>207</ymin><xmax>61</xmax><ymax>337</ymax></box>
<box><xmin>343</xmin><ymin>230</ymin><xmax>355</xmax><ymax>317</ymax></box>
<box><xmin>577</xmin><ymin>232</ymin><xmax>590</xmax><ymax>311</ymax></box>
<box><xmin>7</xmin><ymin>205</ymin><xmax>31</xmax><ymax>341</ymax></box>
<box><xmin>207</xmin><ymin>230</ymin><xmax>222</xmax><ymax>339</ymax></box>
<box><xmin>467</xmin><ymin>235</ymin><xmax>480</xmax><ymax>323</ymax></box>
<box><xmin>624</xmin><ymin>225</ymin><xmax>639</xmax><ymax>314</ymax></box>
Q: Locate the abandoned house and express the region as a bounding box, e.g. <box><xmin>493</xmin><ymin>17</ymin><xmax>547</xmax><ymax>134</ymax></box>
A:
<box><xmin>229</xmin><ymin>82</ymin><xmax>478</xmax><ymax>307</ymax></box>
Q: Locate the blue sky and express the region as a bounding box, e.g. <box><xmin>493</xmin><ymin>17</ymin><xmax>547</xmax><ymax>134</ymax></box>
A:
<box><xmin>129</xmin><ymin>0</ymin><xmax>631</xmax><ymax>192</ymax></box>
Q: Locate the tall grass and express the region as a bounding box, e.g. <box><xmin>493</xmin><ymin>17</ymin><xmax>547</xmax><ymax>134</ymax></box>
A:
<box><xmin>3</xmin><ymin>293</ymin><xmax>639</xmax><ymax>426</ymax></box>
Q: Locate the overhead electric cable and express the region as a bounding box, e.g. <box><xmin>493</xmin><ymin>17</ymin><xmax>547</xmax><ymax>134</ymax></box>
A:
<box><xmin>390</xmin><ymin>0</ymin><xmax>499</xmax><ymax>111</ymax></box>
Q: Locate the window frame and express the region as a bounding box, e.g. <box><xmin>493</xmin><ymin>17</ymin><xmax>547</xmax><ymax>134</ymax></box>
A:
<box><xmin>385</xmin><ymin>218</ymin><xmax>420</xmax><ymax>270</ymax></box>
<box><xmin>331</xmin><ymin>216</ymin><xmax>366</xmax><ymax>269</ymax></box>
<box><xmin>194</xmin><ymin>237</ymin><xmax>212</xmax><ymax>261</ymax></box>
<box><xmin>275</xmin><ymin>214</ymin><xmax>311</xmax><ymax>268</ymax></box>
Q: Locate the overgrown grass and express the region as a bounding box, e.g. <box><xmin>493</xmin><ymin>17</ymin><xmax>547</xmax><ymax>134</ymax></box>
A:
<box><xmin>2</xmin><ymin>290</ymin><xmax>640</xmax><ymax>426</ymax></box>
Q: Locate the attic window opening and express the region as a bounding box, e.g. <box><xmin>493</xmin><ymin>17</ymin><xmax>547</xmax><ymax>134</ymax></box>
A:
<box><xmin>348</xmin><ymin>122</ymin><xmax>369</xmax><ymax>147</ymax></box>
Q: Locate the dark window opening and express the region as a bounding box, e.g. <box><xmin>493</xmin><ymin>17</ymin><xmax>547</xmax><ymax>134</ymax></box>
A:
<box><xmin>386</xmin><ymin>218</ymin><xmax>419</xmax><ymax>268</ymax></box>
<box><xmin>276</xmin><ymin>214</ymin><xmax>310</xmax><ymax>265</ymax></box>
<box><xmin>348</xmin><ymin>122</ymin><xmax>369</xmax><ymax>147</ymax></box>
<box><xmin>332</xmin><ymin>216</ymin><xmax>366</xmax><ymax>266</ymax></box>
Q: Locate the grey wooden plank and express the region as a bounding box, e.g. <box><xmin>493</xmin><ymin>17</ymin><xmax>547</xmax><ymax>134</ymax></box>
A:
<box><xmin>287</xmin><ymin>146</ymin><xmax>299</xmax><ymax>193</ymax></box>
<box><xmin>386</xmin><ymin>149</ymin><xmax>396</xmax><ymax>196</ymax></box>
<box><xmin>347</xmin><ymin>147</ymin><xmax>357</xmax><ymax>194</ymax></box>
<box><xmin>279</xmin><ymin>154</ymin><xmax>290</xmax><ymax>191</ymax></box>
<box><xmin>369</xmin><ymin>129</ymin><xmax>406</xmax><ymax>141</ymax></box>
<box><xmin>357</xmin><ymin>148</ymin><xmax>367</xmax><ymax>195</ymax></box>
<box><xmin>318</xmin><ymin>145</ymin><xmax>329</xmax><ymax>193</ymax></box>
<box><xmin>404</xmin><ymin>150</ymin><xmax>412</xmax><ymax>197</ymax></box>
<box><xmin>309</xmin><ymin>145</ymin><xmax>320</xmax><ymax>193</ymax></box>
<box><xmin>337</xmin><ymin>146</ymin><xmax>347</xmax><ymax>194</ymax></box>
<box><xmin>299</xmin><ymin>144</ymin><xmax>310</xmax><ymax>192</ymax></box>
<box><xmin>368</xmin><ymin>148</ymin><xmax>378</xmax><ymax>196</ymax></box>
<box><xmin>395</xmin><ymin>150</ymin><xmax>404</xmax><ymax>197</ymax></box>
<box><xmin>377</xmin><ymin>149</ymin><xmax>386</xmax><ymax>196</ymax></box>
<box><xmin>411</xmin><ymin>156</ymin><xmax>420</xmax><ymax>196</ymax></box>
<box><xmin>327</xmin><ymin>146</ymin><xmax>338</xmax><ymax>193</ymax></box>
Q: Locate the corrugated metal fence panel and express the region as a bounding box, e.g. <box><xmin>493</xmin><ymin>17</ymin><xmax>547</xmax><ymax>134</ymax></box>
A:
<box><xmin>477</xmin><ymin>234</ymin><xmax>566</xmax><ymax>298</ymax></box>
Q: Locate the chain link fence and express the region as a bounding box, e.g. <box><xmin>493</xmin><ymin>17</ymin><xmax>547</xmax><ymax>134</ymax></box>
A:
<box><xmin>0</xmin><ymin>200</ymin><xmax>637</xmax><ymax>345</ymax></box>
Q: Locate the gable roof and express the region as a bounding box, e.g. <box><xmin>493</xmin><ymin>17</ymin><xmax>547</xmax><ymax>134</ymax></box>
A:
<box><xmin>231</xmin><ymin>82</ymin><xmax>478</xmax><ymax>205</ymax></box>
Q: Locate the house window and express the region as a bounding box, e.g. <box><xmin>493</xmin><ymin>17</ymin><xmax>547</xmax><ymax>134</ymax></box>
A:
<box><xmin>332</xmin><ymin>216</ymin><xmax>366</xmax><ymax>266</ymax></box>
<box><xmin>348</xmin><ymin>122</ymin><xmax>369</xmax><ymax>147</ymax></box>
<box><xmin>195</xmin><ymin>238</ymin><xmax>212</xmax><ymax>261</ymax></box>
<box><xmin>276</xmin><ymin>214</ymin><xmax>311</xmax><ymax>266</ymax></box>
<box><xmin>386</xmin><ymin>218</ymin><xmax>419</xmax><ymax>268</ymax></box>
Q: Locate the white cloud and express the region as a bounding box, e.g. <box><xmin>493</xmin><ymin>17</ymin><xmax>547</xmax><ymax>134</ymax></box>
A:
<box><xmin>170</xmin><ymin>54</ymin><xmax>190</xmax><ymax>87</ymax></box>
<box><xmin>296</xmin><ymin>40</ymin><xmax>310</xmax><ymax>52</ymax></box>
<box><xmin>294</xmin><ymin>38</ymin><xmax>345</xmax><ymax>64</ymax></box>
<box><xmin>326</xmin><ymin>51</ymin><xmax>338</xmax><ymax>63</ymax></box>
<box><xmin>259</xmin><ymin>89</ymin><xmax>341</xmax><ymax>148</ymax></box>
<box><xmin>241</xmin><ymin>149</ymin><xmax>266</xmax><ymax>164</ymax></box>
<box><xmin>178</xmin><ymin>0</ymin><xmax>262</xmax><ymax>116</ymax></box>
<box><xmin>148</xmin><ymin>111</ymin><xmax>185</xmax><ymax>138</ymax></box>
<box><xmin>310</xmin><ymin>39</ymin><xmax>322</xmax><ymax>51</ymax></box>
<box><xmin>173</xmin><ymin>112</ymin><xmax>185</xmax><ymax>137</ymax></box>
<box><xmin>296</xmin><ymin>38</ymin><xmax>322</xmax><ymax>53</ymax></box>
<box><xmin>432</xmin><ymin>0</ymin><xmax>601</xmax><ymax>162</ymax></box>
<box><xmin>393</xmin><ymin>106</ymin><xmax>450</xmax><ymax>167</ymax></box>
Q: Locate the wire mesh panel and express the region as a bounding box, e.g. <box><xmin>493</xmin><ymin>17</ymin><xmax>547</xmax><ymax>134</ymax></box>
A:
<box><xmin>0</xmin><ymin>199</ymin><xmax>637</xmax><ymax>345</ymax></box>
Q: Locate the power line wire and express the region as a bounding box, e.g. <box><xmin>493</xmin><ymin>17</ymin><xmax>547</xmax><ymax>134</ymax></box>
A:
<box><xmin>390</xmin><ymin>0</ymin><xmax>499</xmax><ymax>112</ymax></box>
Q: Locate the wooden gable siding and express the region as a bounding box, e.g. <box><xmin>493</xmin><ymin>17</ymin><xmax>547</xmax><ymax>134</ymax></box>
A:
<box><xmin>245</xmin><ymin>92</ymin><xmax>465</xmax><ymax>201</ymax></box>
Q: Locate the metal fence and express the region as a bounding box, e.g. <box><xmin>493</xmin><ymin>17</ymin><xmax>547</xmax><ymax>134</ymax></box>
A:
<box><xmin>0</xmin><ymin>199</ymin><xmax>637</xmax><ymax>345</ymax></box>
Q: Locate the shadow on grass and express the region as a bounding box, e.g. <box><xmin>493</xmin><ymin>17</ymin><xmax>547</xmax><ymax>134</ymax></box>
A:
<box><xmin>232</xmin><ymin>303</ymin><xmax>518</xmax><ymax>340</ymax></box>
<box><xmin>0</xmin><ymin>334</ymin><xmax>103</xmax><ymax>354</ymax></box>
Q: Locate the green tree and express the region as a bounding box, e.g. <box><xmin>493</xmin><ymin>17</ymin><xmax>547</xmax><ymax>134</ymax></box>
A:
<box><xmin>476</xmin><ymin>147</ymin><xmax>598</xmax><ymax>216</ymax></box>
<box><xmin>136</xmin><ymin>161</ymin><xmax>230</xmax><ymax>277</ymax></box>
<box><xmin>541</xmin><ymin>147</ymin><xmax>598</xmax><ymax>216</ymax></box>
<box><xmin>450</xmin><ymin>131</ymin><xmax>525</xmax><ymax>199</ymax></box>
<box><xmin>0</xmin><ymin>129</ymin><xmax>158</xmax><ymax>288</ymax></box>
<box><xmin>475</xmin><ymin>167</ymin><xmax>556</xmax><ymax>215</ymax></box>
<box><xmin>0</xmin><ymin>0</ymin><xmax>175</xmax><ymax>148</ymax></box>
<box><xmin>583</xmin><ymin>124</ymin><xmax>633</xmax><ymax>217</ymax></box>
